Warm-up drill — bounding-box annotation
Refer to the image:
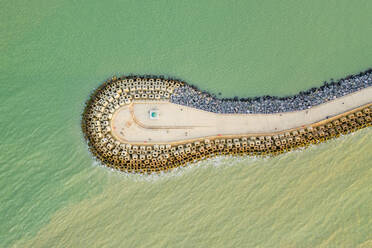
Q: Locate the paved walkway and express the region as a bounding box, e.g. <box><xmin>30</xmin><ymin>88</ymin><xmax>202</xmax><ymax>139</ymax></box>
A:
<box><xmin>110</xmin><ymin>86</ymin><xmax>372</xmax><ymax>143</ymax></box>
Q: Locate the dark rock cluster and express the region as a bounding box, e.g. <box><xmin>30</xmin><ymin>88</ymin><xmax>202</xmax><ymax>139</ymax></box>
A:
<box><xmin>170</xmin><ymin>69</ymin><xmax>372</xmax><ymax>114</ymax></box>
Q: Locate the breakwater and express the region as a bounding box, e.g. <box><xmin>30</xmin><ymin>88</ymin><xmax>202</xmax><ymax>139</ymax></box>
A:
<box><xmin>82</xmin><ymin>70</ymin><xmax>372</xmax><ymax>174</ymax></box>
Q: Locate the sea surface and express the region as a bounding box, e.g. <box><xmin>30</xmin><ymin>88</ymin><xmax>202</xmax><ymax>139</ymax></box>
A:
<box><xmin>1</xmin><ymin>1</ymin><xmax>372</xmax><ymax>247</ymax></box>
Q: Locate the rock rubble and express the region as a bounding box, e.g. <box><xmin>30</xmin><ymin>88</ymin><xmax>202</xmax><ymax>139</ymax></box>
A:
<box><xmin>170</xmin><ymin>69</ymin><xmax>372</xmax><ymax>114</ymax></box>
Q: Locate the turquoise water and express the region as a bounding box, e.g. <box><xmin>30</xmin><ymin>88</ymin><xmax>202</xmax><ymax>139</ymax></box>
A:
<box><xmin>1</xmin><ymin>1</ymin><xmax>371</xmax><ymax>247</ymax></box>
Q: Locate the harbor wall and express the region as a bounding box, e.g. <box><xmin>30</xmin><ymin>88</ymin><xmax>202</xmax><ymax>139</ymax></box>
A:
<box><xmin>82</xmin><ymin>70</ymin><xmax>372</xmax><ymax>174</ymax></box>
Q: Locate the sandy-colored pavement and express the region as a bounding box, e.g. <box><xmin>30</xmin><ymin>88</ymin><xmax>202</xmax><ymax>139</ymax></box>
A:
<box><xmin>110</xmin><ymin>86</ymin><xmax>372</xmax><ymax>143</ymax></box>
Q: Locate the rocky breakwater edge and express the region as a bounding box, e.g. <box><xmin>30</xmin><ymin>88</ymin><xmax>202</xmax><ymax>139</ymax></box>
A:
<box><xmin>82</xmin><ymin>69</ymin><xmax>372</xmax><ymax>174</ymax></box>
<box><xmin>171</xmin><ymin>69</ymin><xmax>372</xmax><ymax>113</ymax></box>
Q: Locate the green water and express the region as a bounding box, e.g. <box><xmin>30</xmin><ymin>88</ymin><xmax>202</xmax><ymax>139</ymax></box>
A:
<box><xmin>1</xmin><ymin>0</ymin><xmax>371</xmax><ymax>247</ymax></box>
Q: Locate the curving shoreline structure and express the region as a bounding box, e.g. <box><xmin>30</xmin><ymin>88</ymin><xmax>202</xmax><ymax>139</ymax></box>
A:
<box><xmin>82</xmin><ymin>70</ymin><xmax>372</xmax><ymax>174</ymax></box>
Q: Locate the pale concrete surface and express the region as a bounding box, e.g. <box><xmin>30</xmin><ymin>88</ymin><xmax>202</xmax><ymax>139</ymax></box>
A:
<box><xmin>111</xmin><ymin>86</ymin><xmax>372</xmax><ymax>143</ymax></box>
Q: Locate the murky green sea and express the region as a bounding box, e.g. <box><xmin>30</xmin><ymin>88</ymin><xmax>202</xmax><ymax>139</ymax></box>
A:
<box><xmin>1</xmin><ymin>1</ymin><xmax>372</xmax><ymax>247</ymax></box>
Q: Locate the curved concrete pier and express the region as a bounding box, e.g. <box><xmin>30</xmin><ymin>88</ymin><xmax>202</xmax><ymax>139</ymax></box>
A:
<box><xmin>82</xmin><ymin>72</ymin><xmax>372</xmax><ymax>174</ymax></box>
<box><xmin>112</xmin><ymin>86</ymin><xmax>372</xmax><ymax>143</ymax></box>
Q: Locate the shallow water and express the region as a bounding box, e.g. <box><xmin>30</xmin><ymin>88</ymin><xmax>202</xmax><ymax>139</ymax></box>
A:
<box><xmin>1</xmin><ymin>0</ymin><xmax>372</xmax><ymax>247</ymax></box>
